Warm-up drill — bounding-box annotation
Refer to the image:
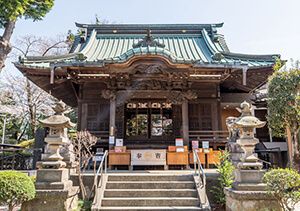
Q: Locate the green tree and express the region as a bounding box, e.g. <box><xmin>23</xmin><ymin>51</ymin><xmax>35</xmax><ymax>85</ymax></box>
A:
<box><xmin>267</xmin><ymin>61</ymin><xmax>300</xmax><ymax>170</ymax></box>
<box><xmin>0</xmin><ymin>0</ymin><xmax>54</xmax><ymax>70</ymax></box>
<box><xmin>0</xmin><ymin>170</ymin><xmax>35</xmax><ymax>211</ymax></box>
<box><xmin>263</xmin><ymin>168</ymin><xmax>300</xmax><ymax>211</ymax></box>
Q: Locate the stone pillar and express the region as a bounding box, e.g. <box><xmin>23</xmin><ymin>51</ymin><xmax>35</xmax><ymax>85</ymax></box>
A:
<box><xmin>225</xmin><ymin>101</ymin><xmax>280</xmax><ymax>211</ymax></box>
<box><xmin>22</xmin><ymin>101</ymin><xmax>79</xmax><ymax>211</ymax></box>
<box><xmin>182</xmin><ymin>100</ymin><xmax>189</xmax><ymax>147</ymax></box>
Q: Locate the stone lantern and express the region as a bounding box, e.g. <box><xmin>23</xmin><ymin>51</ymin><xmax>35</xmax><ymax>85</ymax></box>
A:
<box><xmin>234</xmin><ymin>101</ymin><xmax>265</xmax><ymax>169</ymax></box>
<box><xmin>22</xmin><ymin>101</ymin><xmax>79</xmax><ymax>211</ymax></box>
<box><xmin>225</xmin><ymin>101</ymin><xmax>280</xmax><ymax>211</ymax></box>
<box><xmin>39</xmin><ymin>101</ymin><xmax>76</xmax><ymax>169</ymax></box>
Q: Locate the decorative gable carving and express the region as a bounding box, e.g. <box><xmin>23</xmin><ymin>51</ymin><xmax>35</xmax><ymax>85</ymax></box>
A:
<box><xmin>132</xmin><ymin>29</ymin><xmax>165</xmax><ymax>48</ymax></box>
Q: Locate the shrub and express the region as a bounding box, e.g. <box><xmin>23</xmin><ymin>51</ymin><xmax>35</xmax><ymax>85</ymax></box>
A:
<box><xmin>76</xmin><ymin>199</ymin><xmax>92</xmax><ymax>211</ymax></box>
<box><xmin>0</xmin><ymin>171</ymin><xmax>36</xmax><ymax>211</ymax></box>
<box><xmin>263</xmin><ymin>168</ymin><xmax>300</xmax><ymax>211</ymax></box>
<box><xmin>211</xmin><ymin>150</ymin><xmax>235</xmax><ymax>206</ymax></box>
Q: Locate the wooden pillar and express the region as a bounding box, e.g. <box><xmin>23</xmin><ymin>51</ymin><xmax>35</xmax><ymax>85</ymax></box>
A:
<box><xmin>81</xmin><ymin>103</ymin><xmax>87</xmax><ymax>130</ymax></box>
<box><xmin>242</xmin><ymin>67</ymin><xmax>248</xmax><ymax>86</ymax></box>
<box><xmin>109</xmin><ymin>97</ymin><xmax>116</xmax><ymax>135</ymax></box>
<box><xmin>109</xmin><ymin>97</ymin><xmax>116</xmax><ymax>150</ymax></box>
<box><xmin>182</xmin><ymin>100</ymin><xmax>189</xmax><ymax>147</ymax></box>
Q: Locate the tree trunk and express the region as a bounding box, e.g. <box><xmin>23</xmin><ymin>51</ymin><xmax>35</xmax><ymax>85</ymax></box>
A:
<box><xmin>8</xmin><ymin>203</ymin><xmax>14</xmax><ymax>211</ymax></box>
<box><xmin>25</xmin><ymin>78</ymin><xmax>36</xmax><ymax>136</ymax></box>
<box><xmin>286</xmin><ymin>126</ymin><xmax>294</xmax><ymax>167</ymax></box>
<box><xmin>77</xmin><ymin>165</ymin><xmax>87</xmax><ymax>200</ymax></box>
<box><xmin>287</xmin><ymin>126</ymin><xmax>300</xmax><ymax>171</ymax></box>
<box><xmin>0</xmin><ymin>20</ymin><xmax>16</xmax><ymax>70</ymax></box>
<box><xmin>292</xmin><ymin>131</ymin><xmax>300</xmax><ymax>172</ymax></box>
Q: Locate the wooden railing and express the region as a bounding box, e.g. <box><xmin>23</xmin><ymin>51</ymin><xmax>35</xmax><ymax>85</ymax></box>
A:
<box><xmin>90</xmin><ymin>131</ymin><xmax>109</xmax><ymax>140</ymax></box>
<box><xmin>189</xmin><ymin>130</ymin><xmax>229</xmax><ymax>144</ymax></box>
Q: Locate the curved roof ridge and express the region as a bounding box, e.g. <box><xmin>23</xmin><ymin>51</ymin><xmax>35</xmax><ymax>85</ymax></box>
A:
<box><xmin>107</xmin><ymin>46</ymin><xmax>186</xmax><ymax>63</ymax></box>
<box><xmin>201</xmin><ymin>29</ymin><xmax>219</xmax><ymax>54</ymax></box>
<box><xmin>222</xmin><ymin>52</ymin><xmax>280</xmax><ymax>61</ymax></box>
<box><xmin>80</xmin><ymin>29</ymin><xmax>97</xmax><ymax>55</ymax></box>
<box><xmin>75</xmin><ymin>23</ymin><xmax>224</xmax><ymax>29</ymax></box>
<box><xmin>21</xmin><ymin>52</ymin><xmax>79</xmax><ymax>63</ymax></box>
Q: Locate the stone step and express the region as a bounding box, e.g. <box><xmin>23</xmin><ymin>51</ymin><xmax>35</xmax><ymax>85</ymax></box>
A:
<box><xmin>101</xmin><ymin>197</ymin><xmax>200</xmax><ymax>207</ymax></box>
<box><xmin>106</xmin><ymin>181</ymin><xmax>195</xmax><ymax>189</ymax></box>
<box><xmin>104</xmin><ymin>189</ymin><xmax>198</xmax><ymax>198</ymax></box>
<box><xmin>108</xmin><ymin>175</ymin><xmax>194</xmax><ymax>181</ymax></box>
<box><xmin>97</xmin><ymin>206</ymin><xmax>203</xmax><ymax>210</ymax></box>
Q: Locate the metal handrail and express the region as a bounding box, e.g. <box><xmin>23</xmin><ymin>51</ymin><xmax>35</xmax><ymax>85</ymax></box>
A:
<box><xmin>94</xmin><ymin>150</ymin><xmax>108</xmax><ymax>191</ymax></box>
<box><xmin>193</xmin><ymin>149</ymin><xmax>206</xmax><ymax>188</ymax></box>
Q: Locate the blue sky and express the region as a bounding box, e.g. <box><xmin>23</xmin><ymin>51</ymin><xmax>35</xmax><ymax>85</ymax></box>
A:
<box><xmin>1</xmin><ymin>0</ymin><xmax>300</xmax><ymax>75</ymax></box>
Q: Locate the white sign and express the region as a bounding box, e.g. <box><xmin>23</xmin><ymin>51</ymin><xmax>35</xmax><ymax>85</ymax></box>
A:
<box><xmin>175</xmin><ymin>138</ymin><xmax>184</xmax><ymax>146</ymax></box>
<box><xmin>116</xmin><ymin>138</ymin><xmax>123</xmax><ymax>146</ymax></box>
<box><xmin>176</xmin><ymin>147</ymin><xmax>185</xmax><ymax>152</ymax></box>
<box><xmin>131</xmin><ymin>150</ymin><xmax>166</xmax><ymax>166</ymax></box>
<box><xmin>202</xmin><ymin>141</ymin><xmax>210</xmax><ymax>153</ymax></box>
<box><xmin>192</xmin><ymin>140</ymin><xmax>199</xmax><ymax>149</ymax></box>
<box><xmin>109</xmin><ymin>136</ymin><xmax>115</xmax><ymax>145</ymax></box>
<box><xmin>93</xmin><ymin>155</ymin><xmax>103</xmax><ymax>162</ymax></box>
<box><xmin>202</xmin><ymin>141</ymin><xmax>209</xmax><ymax>149</ymax></box>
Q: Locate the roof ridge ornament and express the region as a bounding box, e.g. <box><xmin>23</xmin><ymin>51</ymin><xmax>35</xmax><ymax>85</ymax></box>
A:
<box><xmin>212</xmin><ymin>52</ymin><xmax>225</xmax><ymax>61</ymax></box>
<box><xmin>132</xmin><ymin>29</ymin><xmax>165</xmax><ymax>48</ymax></box>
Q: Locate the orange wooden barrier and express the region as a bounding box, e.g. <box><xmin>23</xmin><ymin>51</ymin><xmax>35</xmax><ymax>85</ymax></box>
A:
<box><xmin>189</xmin><ymin>150</ymin><xmax>206</xmax><ymax>165</ymax></box>
<box><xmin>207</xmin><ymin>150</ymin><xmax>221</xmax><ymax>166</ymax></box>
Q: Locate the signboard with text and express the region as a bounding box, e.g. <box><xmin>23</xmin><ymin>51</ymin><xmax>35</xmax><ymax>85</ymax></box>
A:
<box><xmin>131</xmin><ymin>150</ymin><xmax>166</xmax><ymax>166</ymax></box>
<box><xmin>192</xmin><ymin>140</ymin><xmax>199</xmax><ymax>149</ymax></box>
<box><xmin>109</xmin><ymin>136</ymin><xmax>115</xmax><ymax>145</ymax></box>
<box><xmin>202</xmin><ymin>141</ymin><xmax>210</xmax><ymax>153</ymax></box>
<box><xmin>116</xmin><ymin>138</ymin><xmax>123</xmax><ymax>146</ymax></box>
<box><xmin>175</xmin><ymin>138</ymin><xmax>184</xmax><ymax>146</ymax></box>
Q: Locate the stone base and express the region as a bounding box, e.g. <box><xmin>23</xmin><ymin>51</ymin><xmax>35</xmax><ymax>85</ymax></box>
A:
<box><xmin>224</xmin><ymin>188</ymin><xmax>280</xmax><ymax>211</ymax></box>
<box><xmin>36</xmin><ymin>168</ymin><xmax>69</xmax><ymax>183</ymax></box>
<box><xmin>235</xmin><ymin>169</ymin><xmax>266</xmax><ymax>184</ymax></box>
<box><xmin>35</xmin><ymin>168</ymin><xmax>74</xmax><ymax>190</ymax></box>
<box><xmin>21</xmin><ymin>186</ymin><xmax>79</xmax><ymax>211</ymax></box>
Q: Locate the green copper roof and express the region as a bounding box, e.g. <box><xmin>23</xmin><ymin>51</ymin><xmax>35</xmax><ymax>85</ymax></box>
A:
<box><xmin>19</xmin><ymin>23</ymin><xmax>279</xmax><ymax>68</ymax></box>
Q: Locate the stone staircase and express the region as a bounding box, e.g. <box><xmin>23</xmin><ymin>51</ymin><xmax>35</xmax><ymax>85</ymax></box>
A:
<box><xmin>92</xmin><ymin>173</ymin><xmax>210</xmax><ymax>210</ymax></box>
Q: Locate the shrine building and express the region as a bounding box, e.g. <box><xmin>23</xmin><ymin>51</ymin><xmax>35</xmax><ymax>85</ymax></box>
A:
<box><xmin>15</xmin><ymin>23</ymin><xmax>279</xmax><ymax>151</ymax></box>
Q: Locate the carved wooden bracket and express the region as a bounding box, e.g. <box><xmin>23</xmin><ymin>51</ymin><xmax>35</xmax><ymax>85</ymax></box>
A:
<box><xmin>167</xmin><ymin>90</ymin><xmax>198</xmax><ymax>104</ymax></box>
<box><xmin>101</xmin><ymin>89</ymin><xmax>116</xmax><ymax>100</ymax></box>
